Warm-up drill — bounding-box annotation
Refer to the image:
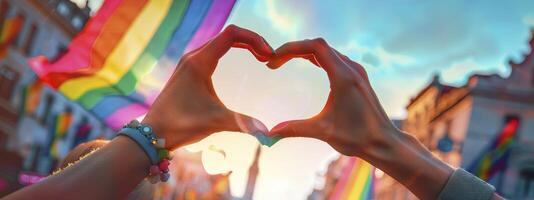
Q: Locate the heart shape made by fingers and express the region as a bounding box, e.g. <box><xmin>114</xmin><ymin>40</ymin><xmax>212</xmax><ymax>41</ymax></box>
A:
<box><xmin>212</xmin><ymin>48</ymin><xmax>330</xmax><ymax>147</ymax></box>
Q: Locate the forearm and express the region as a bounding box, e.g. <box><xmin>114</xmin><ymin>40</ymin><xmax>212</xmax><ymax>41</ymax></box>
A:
<box><xmin>361</xmin><ymin>129</ymin><xmax>454</xmax><ymax>200</ymax></box>
<box><xmin>5</xmin><ymin>136</ymin><xmax>150</xmax><ymax>200</ymax></box>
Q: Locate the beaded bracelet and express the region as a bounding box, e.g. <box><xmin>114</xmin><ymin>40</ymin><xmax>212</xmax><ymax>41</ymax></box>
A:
<box><xmin>118</xmin><ymin>120</ymin><xmax>172</xmax><ymax>183</ymax></box>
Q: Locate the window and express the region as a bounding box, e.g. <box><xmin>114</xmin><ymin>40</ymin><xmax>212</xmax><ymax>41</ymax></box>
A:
<box><xmin>41</xmin><ymin>93</ymin><xmax>54</xmax><ymax>124</ymax></box>
<box><xmin>71</xmin><ymin>15</ymin><xmax>83</xmax><ymax>30</ymax></box>
<box><xmin>0</xmin><ymin>65</ymin><xmax>19</xmax><ymax>101</ymax></box>
<box><xmin>50</xmin><ymin>43</ymin><xmax>67</xmax><ymax>62</ymax></box>
<box><xmin>56</xmin><ymin>1</ymin><xmax>72</xmax><ymax>17</ymax></box>
<box><xmin>518</xmin><ymin>168</ymin><xmax>534</xmax><ymax>198</ymax></box>
<box><xmin>21</xmin><ymin>23</ymin><xmax>38</xmax><ymax>55</ymax></box>
<box><xmin>13</xmin><ymin>14</ymin><xmax>26</xmax><ymax>46</ymax></box>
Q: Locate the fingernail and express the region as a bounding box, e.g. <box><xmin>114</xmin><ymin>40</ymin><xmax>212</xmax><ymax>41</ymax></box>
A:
<box><xmin>250</xmin><ymin>119</ymin><xmax>268</xmax><ymax>133</ymax></box>
<box><xmin>271</xmin><ymin>121</ymin><xmax>289</xmax><ymax>132</ymax></box>
<box><xmin>266</xmin><ymin>60</ymin><xmax>278</xmax><ymax>69</ymax></box>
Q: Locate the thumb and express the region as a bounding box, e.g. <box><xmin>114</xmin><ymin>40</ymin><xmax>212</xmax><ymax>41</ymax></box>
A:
<box><xmin>223</xmin><ymin>111</ymin><xmax>280</xmax><ymax>147</ymax></box>
<box><xmin>268</xmin><ymin>120</ymin><xmax>316</xmax><ymax>139</ymax></box>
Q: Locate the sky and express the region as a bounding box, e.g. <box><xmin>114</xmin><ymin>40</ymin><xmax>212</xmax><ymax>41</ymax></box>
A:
<box><xmin>75</xmin><ymin>0</ymin><xmax>534</xmax><ymax>199</ymax></box>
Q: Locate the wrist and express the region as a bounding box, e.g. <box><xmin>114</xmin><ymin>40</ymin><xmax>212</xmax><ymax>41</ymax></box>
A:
<box><xmin>118</xmin><ymin>120</ymin><xmax>173</xmax><ymax>183</ymax></box>
<box><xmin>141</xmin><ymin>116</ymin><xmax>178</xmax><ymax>150</ymax></box>
<box><xmin>360</xmin><ymin>128</ymin><xmax>454</xmax><ymax>199</ymax></box>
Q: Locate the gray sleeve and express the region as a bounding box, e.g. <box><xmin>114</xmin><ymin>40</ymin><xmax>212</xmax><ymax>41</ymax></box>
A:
<box><xmin>438</xmin><ymin>168</ymin><xmax>496</xmax><ymax>200</ymax></box>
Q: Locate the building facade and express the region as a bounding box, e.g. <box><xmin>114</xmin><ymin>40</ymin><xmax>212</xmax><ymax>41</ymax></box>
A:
<box><xmin>0</xmin><ymin>0</ymin><xmax>111</xmax><ymax>196</ymax></box>
<box><xmin>375</xmin><ymin>31</ymin><xmax>534</xmax><ymax>199</ymax></box>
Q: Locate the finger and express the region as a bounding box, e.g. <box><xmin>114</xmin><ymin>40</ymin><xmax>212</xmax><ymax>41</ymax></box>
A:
<box><xmin>233</xmin><ymin>42</ymin><xmax>273</xmax><ymax>62</ymax></box>
<box><xmin>303</xmin><ymin>54</ymin><xmax>320</xmax><ymax>67</ymax></box>
<box><xmin>331</xmin><ymin>48</ymin><xmax>369</xmax><ymax>82</ymax></box>
<box><xmin>219</xmin><ymin>111</ymin><xmax>281</xmax><ymax>147</ymax></box>
<box><xmin>268</xmin><ymin>120</ymin><xmax>321</xmax><ymax>140</ymax></box>
<box><xmin>201</xmin><ymin>24</ymin><xmax>274</xmax><ymax>62</ymax></box>
<box><xmin>331</xmin><ymin>48</ymin><xmax>391</xmax><ymax>123</ymax></box>
<box><xmin>267</xmin><ymin>38</ymin><xmax>347</xmax><ymax>79</ymax></box>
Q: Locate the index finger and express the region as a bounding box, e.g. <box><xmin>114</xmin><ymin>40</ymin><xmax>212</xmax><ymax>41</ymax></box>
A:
<box><xmin>201</xmin><ymin>25</ymin><xmax>274</xmax><ymax>62</ymax></box>
<box><xmin>266</xmin><ymin>38</ymin><xmax>349</xmax><ymax>81</ymax></box>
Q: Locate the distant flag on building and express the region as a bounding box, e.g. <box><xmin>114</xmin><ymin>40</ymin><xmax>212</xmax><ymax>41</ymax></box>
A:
<box><xmin>71</xmin><ymin>122</ymin><xmax>92</xmax><ymax>149</ymax></box>
<box><xmin>468</xmin><ymin>117</ymin><xmax>520</xmax><ymax>181</ymax></box>
<box><xmin>48</xmin><ymin>111</ymin><xmax>73</xmax><ymax>158</ymax></box>
<box><xmin>0</xmin><ymin>15</ymin><xmax>23</xmax><ymax>58</ymax></box>
<box><xmin>21</xmin><ymin>80</ymin><xmax>44</xmax><ymax>115</ymax></box>
<box><xmin>28</xmin><ymin>0</ymin><xmax>236</xmax><ymax>130</ymax></box>
<box><xmin>329</xmin><ymin>157</ymin><xmax>375</xmax><ymax>200</ymax></box>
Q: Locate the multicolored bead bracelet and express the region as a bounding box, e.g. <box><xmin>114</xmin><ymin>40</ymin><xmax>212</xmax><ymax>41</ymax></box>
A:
<box><xmin>117</xmin><ymin>120</ymin><xmax>172</xmax><ymax>183</ymax></box>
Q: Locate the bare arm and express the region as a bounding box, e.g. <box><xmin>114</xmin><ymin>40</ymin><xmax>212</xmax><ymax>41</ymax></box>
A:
<box><xmin>267</xmin><ymin>38</ymin><xmax>498</xmax><ymax>200</ymax></box>
<box><xmin>4</xmin><ymin>25</ymin><xmax>274</xmax><ymax>200</ymax></box>
<box><xmin>5</xmin><ymin>136</ymin><xmax>149</xmax><ymax>199</ymax></box>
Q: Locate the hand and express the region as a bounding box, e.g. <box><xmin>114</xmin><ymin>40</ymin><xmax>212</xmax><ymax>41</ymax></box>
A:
<box><xmin>266</xmin><ymin>38</ymin><xmax>400</xmax><ymax>157</ymax></box>
<box><xmin>266</xmin><ymin>38</ymin><xmax>454</xmax><ymax>200</ymax></box>
<box><xmin>143</xmin><ymin>25</ymin><xmax>274</xmax><ymax>150</ymax></box>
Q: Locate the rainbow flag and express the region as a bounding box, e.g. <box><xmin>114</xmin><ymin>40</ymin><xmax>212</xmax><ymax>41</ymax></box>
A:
<box><xmin>329</xmin><ymin>157</ymin><xmax>374</xmax><ymax>200</ymax></box>
<box><xmin>21</xmin><ymin>80</ymin><xmax>44</xmax><ymax>115</ymax></box>
<box><xmin>468</xmin><ymin>117</ymin><xmax>520</xmax><ymax>181</ymax></box>
<box><xmin>71</xmin><ymin>122</ymin><xmax>92</xmax><ymax>149</ymax></box>
<box><xmin>28</xmin><ymin>0</ymin><xmax>236</xmax><ymax>130</ymax></box>
<box><xmin>0</xmin><ymin>15</ymin><xmax>23</xmax><ymax>58</ymax></box>
<box><xmin>49</xmin><ymin>111</ymin><xmax>73</xmax><ymax>158</ymax></box>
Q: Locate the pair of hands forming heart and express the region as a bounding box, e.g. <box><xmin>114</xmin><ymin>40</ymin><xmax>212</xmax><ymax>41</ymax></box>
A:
<box><xmin>10</xmin><ymin>25</ymin><xmax>456</xmax><ymax>200</ymax></box>
<box><xmin>142</xmin><ymin>25</ymin><xmax>399</xmax><ymax>159</ymax></box>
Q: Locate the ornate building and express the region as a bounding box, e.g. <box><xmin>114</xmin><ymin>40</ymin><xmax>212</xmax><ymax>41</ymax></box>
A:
<box><xmin>375</xmin><ymin>30</ymin><xmax>534</xmax><ymax>199</ymax></box>
<box><xmin>0</xmin><ymin>0</ymin><xmax>103</xmax><ymax>196</ymax></box>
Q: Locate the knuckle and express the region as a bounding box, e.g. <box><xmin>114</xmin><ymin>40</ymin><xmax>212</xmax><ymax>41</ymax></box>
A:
<box><xmin>356</xmin><ymin>65</ymin><xmax>369</xmax><ymax>79</ymax></box>
<box><xmin>226</xmin><ymin>24</ymin><xmax>238</xmax><ymax>30</ymax></box>
<box><xmin>181</xmin><ymin>54</ymin><xmax>204</xmax><ymax>70</ymax></box>
<box><xmin>335</xmin><ymin>73</ymin><xmax>357</xmax><ymax>88</ymax></box>
<box><xmin>224</xmin><ymin>24</ymin><xmax>239</xmax><ymax>37</ymax></box>
<box><xmin>312</xmin><ymin>37</ymin><xmax>328</xmax><ymax>48</ymax></box>
<box><xmin>181</xmin><ymin>53</ymin><xmax>196</xmax><ymax>65</ymax></box>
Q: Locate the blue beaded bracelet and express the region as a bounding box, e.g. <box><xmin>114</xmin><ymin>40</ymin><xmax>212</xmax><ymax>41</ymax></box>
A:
<box><xmin>117</xmin><ymin>120</ymin><xmax>172</xmax><ymax>183</ymax></box>
<box><xmin>118</xmin><ymin>127</ymin><xmax>160</xmax><ymax>165</ymax></box>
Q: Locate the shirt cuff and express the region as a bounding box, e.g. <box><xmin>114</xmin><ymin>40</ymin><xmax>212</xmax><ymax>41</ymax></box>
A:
<box><xmin>438</xmin><ymin>168</ymin><xmax>496</xmax><ymax>200</ymax></box>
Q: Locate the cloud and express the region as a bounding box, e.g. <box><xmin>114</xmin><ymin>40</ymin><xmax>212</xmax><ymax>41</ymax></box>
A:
<box><xmin>361</xmin><ymin>52</ymin><xmax>381</xmax><ymax>67</ymax></box>
<box><xmin>440</xmin><ymin>59</ymin><xmax>502</xmax><ymax>85</ymax></box>
<box><xmin>382</xmin><ymin>7</ymin><xmax>472</xmax><ymax>56</ymax></box>
<box><xmin>253</xmin><ymin>0</ymin><xmax>304</xmax><ymax>39</ymax></box>
<box><xmin>524</xmin><ymin>15</ymin><xmax>534</xmax><ymax>26</ymax></box>
<box><xmin>338</xmin><ymin>40</ymin><xmax>415</xmax><ymax>69</ymax></box>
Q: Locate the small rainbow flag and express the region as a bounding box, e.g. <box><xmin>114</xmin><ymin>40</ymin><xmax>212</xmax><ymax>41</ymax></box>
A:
<box><xmin>0</xmin><ymin>15</ymin><xmax>23</xmax><ymax>58</ymax></box>
<box><xmin>21</xmin><ymin>80</ymin><xmax>44</xmax><ymax>115</ymax></box>
<box><xmin>468</xmin><ymin>117</ymin><xmax>520</xmax><ymax>181</ymax></box>
<box><xmin>71</xmin><ymin>122</ymin><xmax>92</xmax><ymax>149</ymax></box>
<box><xmin>329</xmin><ymin>157</ymin><xmax>375</xmax><ymax>200</ymax></box>
<box><xmin>49</xmin><ymin>111</ymin><xmax>73</xmax><ymax>158</ymax></box>
<box><xmin>29</xmin><ymin>0</ymin><xmax>236</xmax><ymax>130</ymax></box>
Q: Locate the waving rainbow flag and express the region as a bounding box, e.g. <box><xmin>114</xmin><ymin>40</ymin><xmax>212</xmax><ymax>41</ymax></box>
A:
<box><xmin>468</xmin><ymin>117</ymin><xmax>520</xmax><ymax>181</ymax></box>
<box><xmin>329</xmin><ymin>157</ymin><xmax>374</xmax><ymax>200</ymax></box>
<box><xmin>28</xmin><ymin>0</ymin><xmax>236</xmax><ymax>130</ymax></box>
